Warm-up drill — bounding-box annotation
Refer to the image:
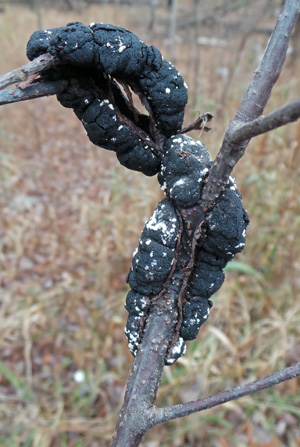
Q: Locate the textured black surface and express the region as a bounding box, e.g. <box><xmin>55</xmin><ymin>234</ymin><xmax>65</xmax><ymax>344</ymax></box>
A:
<box><xmin>27</xmin><ymin>24</ymin><xmax>249</xmax><ymax>364</ymax></box>
<box><xmin>125</xmin><ymin>135</ymin><xmax>249</xmax><ymax>363</ymax></box>
<box><xmin>127</xmin><ymin>199</ymin><xmax>179</xmax><ymax>295</ymax></box>
<box><xmin>26</xmin><ymin>22</ymin><xmax>188</xmax><ymax>138</ymax></box>
<box><xmin>180</xmin><ymin>298</ymin><xmax>212</xmax><ymax>341</ymax></box>
<box><xmin>158</xmin><ymin>135</ymin><xmax>211</xmax><ymax>208</ymax></box>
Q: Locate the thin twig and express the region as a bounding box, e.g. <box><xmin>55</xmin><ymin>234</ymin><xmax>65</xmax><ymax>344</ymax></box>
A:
<box><xmin>153</xmin><ymin>362</ymin><xmax>300</xmax><ymax>424</ymax></box>
<box><xmin>0</xmin><ymin>53</ymin><xmax>56</xmax><ymax>90</ymax></box>
<box><xmin>0</xmin><ymin>80</ymin><xmax>68</xmax><ymax>106</ymax></box>
<box><xmin>233</xmin><ymin>98</ymin><xmax>300</xmax><ymax>142</ymax></box>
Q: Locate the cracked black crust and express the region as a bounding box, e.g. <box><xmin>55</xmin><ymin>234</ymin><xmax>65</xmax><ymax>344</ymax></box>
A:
<box><xmin>26</xmin><ymin>22</ymin><xmax>188</xmax><ymax>137</ymax></box>
<box><xmin>127</xmin><ymin>198</ymin><xmax>179</xmax><ymax>296</ymax></box>
<box><xmin>125</xmin><ymin>135</ymin><xmax>249</xmax><ymax>359</ymax></box>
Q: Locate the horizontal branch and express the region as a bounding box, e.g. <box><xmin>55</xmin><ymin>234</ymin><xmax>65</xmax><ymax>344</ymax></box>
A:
<box><xmin>233</xmin><ymin>97</ymin><xmax>300</xmax><ymax>142</ymax></box>
<box><xmin>0</xmin><ymin>53</ymin><xmax>56</xmax><ymax>90</ymax></box>
<box><xmin>153</xmin><ymin>362</ymin><xmax>300</xmax><ymax>425</ymax></box>
<box><xmin>0</xmin><ymin>80</ymin><xmax>68</xmax><ymax>106</ymax></box>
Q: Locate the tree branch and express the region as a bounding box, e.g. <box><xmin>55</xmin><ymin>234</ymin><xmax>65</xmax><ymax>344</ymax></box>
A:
<box><xmin>152</xmin><ymin>362</ymin><xmax>300</xmax><ymax>425</ymax></box>
<box><xmin>202</xmin><ymin>0</ymin><xmax>300</xmax><ymax>210</ymax></box>
<box><xmin>111</xmin><ymin>287</ymin><xmax>181</xmax><ymax>447</ymax></box>
<box><xmin>233</xmin><ymin>98</ymin><xmax>300</xmax><ymax>142</ymax></box>
<box><xmin>111</xmin><ymin>2</ymin><xmax>300</xmax><ymax>445</ymax></box>
<box><xmin>0</xmin><ymin>53</ymin><xmax>56</xmax><ymax>90</ymax></box>
<box><xmin>0</xmin><ymin>80</ymin><xmax>68</xmax><ymax>106</ymax></box>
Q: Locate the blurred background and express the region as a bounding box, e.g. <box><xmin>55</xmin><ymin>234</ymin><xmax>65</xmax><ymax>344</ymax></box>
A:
<box><xmin>0</xmin><ymin>1</ymin><xmax>299</xmax><ymax>446</ymax></box>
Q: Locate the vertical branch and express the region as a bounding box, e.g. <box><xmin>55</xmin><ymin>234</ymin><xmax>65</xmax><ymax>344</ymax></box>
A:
<box><xmin>202</xmin><ymin>0</ymin><xmax>300</xmax><ymax>209</ymax></box>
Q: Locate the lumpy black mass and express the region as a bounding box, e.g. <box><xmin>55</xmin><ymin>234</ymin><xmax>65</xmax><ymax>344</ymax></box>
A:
<box><xmin>125</xmin><ymin>135</ymin><xmax>249</xmax><ymax>363</ymax></box>
<box><xmin>127</xmin><ymin>199</ymin><xmax>179</xmax><ymax>296</ymax></box>
<box><xmin>26</xmin><ymin>22</ymin><xmax>188</xmax><ymax>138</ymax></box>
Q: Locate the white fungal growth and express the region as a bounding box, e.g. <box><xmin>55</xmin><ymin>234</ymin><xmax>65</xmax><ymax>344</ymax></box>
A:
<box><xmin>160</xmin><ymin>181</ymin><xmax>167</xmax><ymax>192</ymax></box>
<box><xmin>172</xmin><ymin>137</ymin><xmax>182</xmax><ymax>143</ymax></box>
<box><xmin>172</xmin><ymin>178</ymin><xmax>186</xmax><ymax>188</ymax></box>
<box><xmin>165</xmin><ymin>337</ymin><xmax>186</xmax><ymax>365</ymax></box>
<box><xmin>145</xmin><ymin>209</ymin><xmax>177</xmax><ymax>245</ymax></box>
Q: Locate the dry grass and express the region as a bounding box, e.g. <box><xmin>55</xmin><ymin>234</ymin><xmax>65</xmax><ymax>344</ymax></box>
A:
<box><xmin>0</xmin><ymin>2</ymin><xmax>299</xmax><ymax>446</ymax></box>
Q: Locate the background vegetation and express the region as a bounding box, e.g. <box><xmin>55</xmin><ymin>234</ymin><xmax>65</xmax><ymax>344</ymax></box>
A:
<box><xmin>0</xmin><ymin>1</ymin><xmax>299</xmax><ymax>446</ymax></box>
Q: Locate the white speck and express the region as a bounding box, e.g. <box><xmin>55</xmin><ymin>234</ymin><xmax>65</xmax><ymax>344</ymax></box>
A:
<box><xmin>73</xmin><ymin>43</ymin><xmax>79</xmax><ymax>49</ymax></box>
<box><xmin>119</xmin><ymin>45</ymin><xmax>127</xmax><ymax>53</ymax></box>
<box><xmin>172</xmin><ymin>137</ymin><xmax>182</xmax><ymax>143</ymax></box>
<box><xmin>145</xmin><ymin>239</ymin><xmax>152</xmax><ymax>245</ymax></box>
<box><xmin>235</xmin><ymin>242</ymin><xmax>245</xmax><ymax>248</ymax></box>
<box><xmin>84</xmin><ymin>98</ymin><xmax>89</xmax><ymax>104</ymax></box>
<box><xmin>73</xmin><ymin>370</ymin><xmax>85</xmax><ymax>383</ymax></box>
<box><xmin>165</xmin><ymin>88</ymin><xmax>171</xmax><ymax>94</ymax></box>
<box><xmin>242</xmin><ymin>229</ymin><xmax>246</xmax><ymax>237</ymax></box>
<box><xmin>160</xmin><ymin>181</ymin><xmax>167</xmax><ymax>192</ymax></box>
<box><xmin>172</xmin><ymin>178</ymin><xmax>185</xmax><ymax>187</ymax></box>
<box><xmin>184</xmin><ymin>82</ymin><xmax>188</xmax><ymax>89</ymax></box>
<box><xmin>108</xmin><ymin>104</ymin><xmax>114</xmax><ymax>110</ymax></box>
<box><xmin>90</xmin><ymin>22</ymin><xmax>96</xmax><ymax>27</ymax></box>
<box><xmin>118</xmin><ymin>125</ymin><xmax>123</xmax><ymax>131</ymax></box>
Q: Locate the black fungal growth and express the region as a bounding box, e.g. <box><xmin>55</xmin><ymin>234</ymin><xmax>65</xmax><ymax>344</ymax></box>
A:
<box><xmin>26</xmin><ymin>22</ymin><xmax>188</xmax><ymax>175</ymax></box>
<box><xmin>126</xmin><ymin>135</ymin><xmax>249</xmax><ymax>364</ymax></box>
<box><xmin>27</xmin><ymin>23</ymin><xmax>249</xmax><ymax>365</ymax></box>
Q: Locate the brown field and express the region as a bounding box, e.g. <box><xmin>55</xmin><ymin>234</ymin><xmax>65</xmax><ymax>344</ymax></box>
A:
<box><xmin>0</xmin><ymin>1</ymin><xmax>300</xmax><ymax>446</ymax></box>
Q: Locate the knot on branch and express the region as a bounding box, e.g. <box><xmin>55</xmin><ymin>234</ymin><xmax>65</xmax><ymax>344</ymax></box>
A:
<box><xmin>26</xmin><ymin>22</ymin><xmax>249</xmax><ymax>365</ymax></box>
<box><xmin>126</xmin><ymin>135</ymin><xmax>249</xmax><ymax>364</ymax></box>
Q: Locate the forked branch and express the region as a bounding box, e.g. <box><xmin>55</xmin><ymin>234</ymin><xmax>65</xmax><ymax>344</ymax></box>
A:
<box><xmin>152</xmin><ymin>362</ymin><xmax>300</xmax><ymax>424</ymax></box>
<box><xmin>202</xmin><ymin>0</ymin><xmax>300</xmax><ymax>210</ymax></box>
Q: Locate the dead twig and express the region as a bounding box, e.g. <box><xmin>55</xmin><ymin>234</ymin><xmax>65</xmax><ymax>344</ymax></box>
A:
<box><xmin>0</xmin><ymin>80</ymin><xmax>68</xmax><ymax>106</ymax></box>
<box><xmin>0</xmin><ymin>53</ymin><xmax>56</xmax><ymax>90</ymax></box>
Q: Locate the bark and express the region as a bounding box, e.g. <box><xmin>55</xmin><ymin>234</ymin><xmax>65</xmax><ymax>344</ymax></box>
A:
<box><xmin>0</xmin><ymin>80</ymin><xmax>68</xmax><ymax>106</ymax></box>
<box><xmin>153</xmin><ymin>362</ymin><xmax>300</xmax><ymax>424</ymax></box>
<box><xmin>0</xmin><ymin>53</ymin><xmax>55</xmax><ymax>90</ymax></box>
<box><xmin>202</xmin><ymin>0</ymin><xmax>300</xmax><ymax>211</ymax></box>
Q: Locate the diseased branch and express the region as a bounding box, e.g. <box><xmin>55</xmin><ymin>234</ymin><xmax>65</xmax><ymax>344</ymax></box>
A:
<box><xmin>111</xmin><ymin>286</ymin><xmax>181</xmax><ymax>447</ymax></box>
<box><xmin>202</xmin><ymin>0</ymin><xmax>300</xmax><ymax>210</ymax></box>
<box><xmin>0</xmin><ymin>53</ymin><xmax>56</xmax><ymax>90</ymax></box>
<box><xmin>111</xmin><ymin>2</ymin><xmax>300</xmax><ymax>445</ymax></box>
<box><xmin>0</xmin><ymin>80</ymin><xmax>68</xmax><ymax>106</ymax></box>
<box><xmin>152</xmin><ymin>362</ymin><xmax>300</xmax><ymax>425</ymax></box>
